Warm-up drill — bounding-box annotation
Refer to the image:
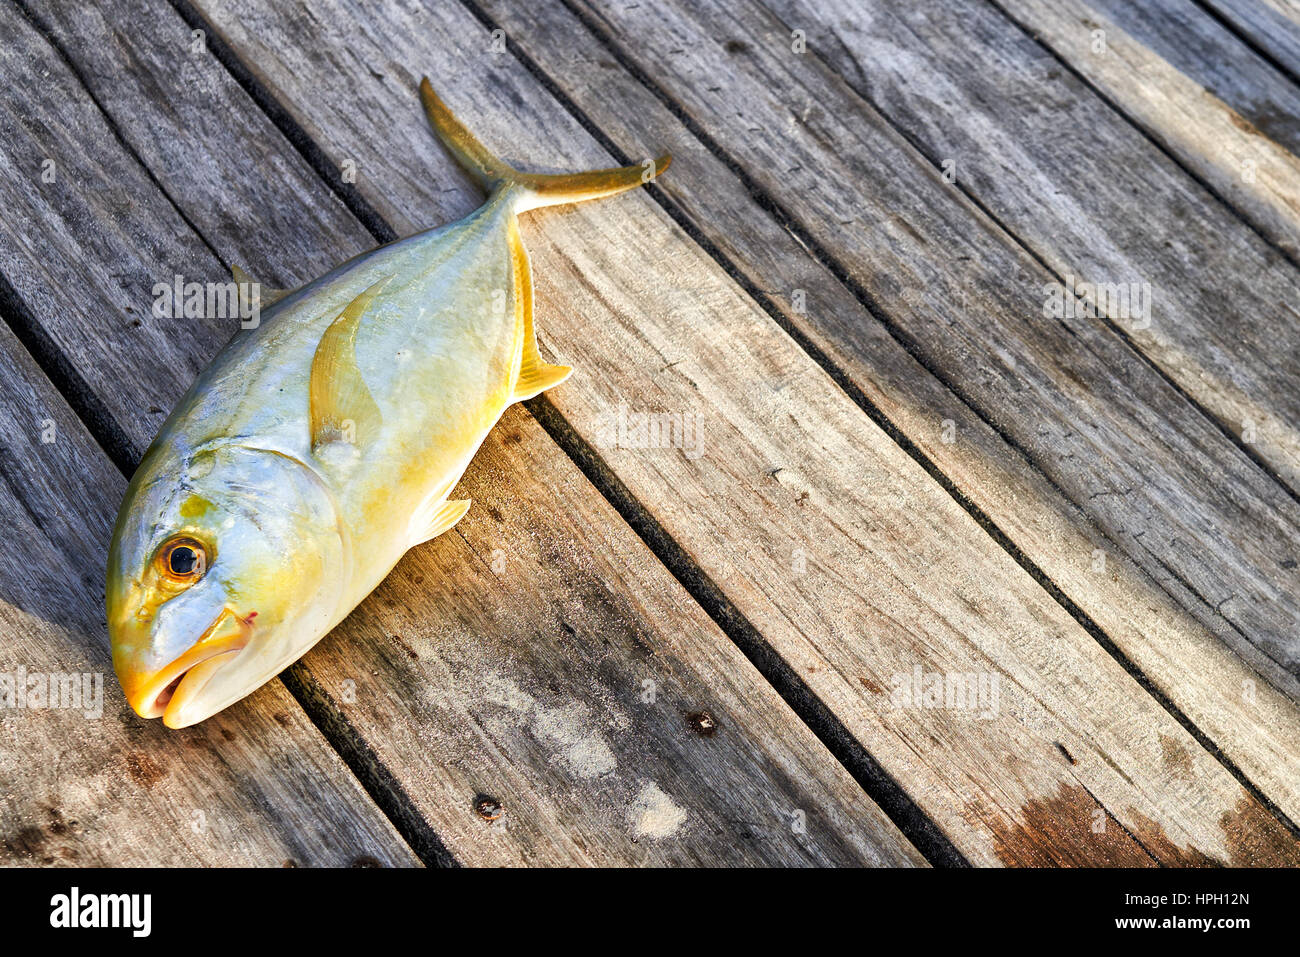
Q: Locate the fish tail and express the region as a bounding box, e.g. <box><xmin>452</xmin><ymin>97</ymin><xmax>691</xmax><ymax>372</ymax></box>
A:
<box><xmin>419</xmin><ymin>77</ymin><xmax>670</xmax><ymax>213</ymax></box>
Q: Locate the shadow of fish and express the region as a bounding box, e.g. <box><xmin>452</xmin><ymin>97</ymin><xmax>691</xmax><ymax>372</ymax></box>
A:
<box><xmin>106</xmin><ymin>78</ymin><xmax>670</xmax><ymax>728</ymax></box>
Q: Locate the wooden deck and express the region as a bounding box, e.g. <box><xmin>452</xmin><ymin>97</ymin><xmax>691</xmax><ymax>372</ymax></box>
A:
<box><xmin>1</xmin><ymin>0</ymin><xmax>1298</xmax><ymax>866</ymax></box>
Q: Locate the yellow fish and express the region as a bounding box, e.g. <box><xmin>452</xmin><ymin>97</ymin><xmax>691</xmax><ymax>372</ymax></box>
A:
<box><xmin>107</xmin><ymin>79</ymin><xmax>669</xmax><ymax>728</ymax></box>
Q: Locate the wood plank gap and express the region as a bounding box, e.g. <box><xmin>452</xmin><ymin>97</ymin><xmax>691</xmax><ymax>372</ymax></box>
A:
<box><xmin>755</xmin><ymin>0</ymin><xmax>1300</xmax><ymax>513</ymax></box>
<box><xmin>1078</xmin><ymin>779</ymin><xmax>1161</xmax><ymax>865</ymax></box>
<box><xmin>0</xmin><ymin>271</ymin><xmax>137</xmax><ymax>475</ymax></box>
<box><xmin>983</xmin><ymin>0</ymin><xmax>1300</xmax><ymax>333</ymax></box>
<box><xmin>12</xmin><ymin>0</ymin><xmax>227</xmax><ymax>270</ymax></box>
<box><xmin>166</xmin><ymin>0</ymin><xmax>398</xmax><ymax>247</ymax></box>
<box><xmin>278</xmin><ymin>665</ymin><xmax>460</xmax><ymax>867</ymax></box>
<box><xmin>162</xmin><ymin>0</ymin><xmax>961</xmax><ymax>867</ymax></box>
<box><xmin>1188</xmin><ymin>0</ymin><xmax>1300</xmax><ymax>92</ymax></box>
<box><xmin>525</xmin><ymin>396</ymin><xmax>969</xmax><ymax>867</ymax></box>
<box><xmin>475</xmin><ymin>0</ymin><xmax>1300</xmax><ymax>834</ymax></box>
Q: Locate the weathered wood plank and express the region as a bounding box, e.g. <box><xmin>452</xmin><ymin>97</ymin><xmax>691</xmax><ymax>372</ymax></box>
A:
<box><xmin>296</xmin><ymin>405</ymin><xmax>924</xmax><ymax>865</ymax></box>
<box><xmin>782</xmin><ymin>0</ymin><xmax>1300</xmax><ymax>492</ymax></box>
<box><xmin>1201</xmin><ymin>0</ymin><xmax>1300</xmax><ymax>80</ymax></box>
<box><xmin>0</xmin><ymin>319</ymin><xmax>417</xmax><ymax>866</ymax></box>
<box><xmin>184</xmin><ymin>0</ymin><xmax>1300</xmax><ymax>864</ymax></box>
<box><xmin>691</xmin><ymin>0</ymin><xmax>1300</xmax><ymax>809</ymax></box>
<box><xmin>474</xmin><ymin>0</ymin><xmax>1300</xmax><ymax>821</ymax></box>
<box><xmin>12</xmin><ymin>0</ymin><xmax>922</xmax><ymax>866</ymax></box>
<box><xmin>538</xmin><ymin>0</ymin><xmax>1300</xmax><ymax>700</ymax></box>
<box><xmin>993</xmin><ymin>0</ymin><xmax>1300</xmax><ymax>266</ymax></box>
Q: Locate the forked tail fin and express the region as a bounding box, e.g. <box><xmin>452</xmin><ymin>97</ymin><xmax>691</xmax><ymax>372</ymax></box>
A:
<box><xmin>419</xmin><ymin>77</ymin><xmax>670</xmax><ymax>213</ymax></box>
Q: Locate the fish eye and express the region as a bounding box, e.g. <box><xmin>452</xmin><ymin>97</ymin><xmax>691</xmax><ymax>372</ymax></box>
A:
<box><xmin>156</xmin><ymin>537</ymin><xmax>207</xmax><ymax>584</ymax></box>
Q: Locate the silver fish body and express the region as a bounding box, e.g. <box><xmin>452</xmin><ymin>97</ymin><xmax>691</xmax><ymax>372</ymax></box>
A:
<box><xmin>107</xmin><ymin>80</ymin><xmax>668</xmax><ymax>726</ymax></box>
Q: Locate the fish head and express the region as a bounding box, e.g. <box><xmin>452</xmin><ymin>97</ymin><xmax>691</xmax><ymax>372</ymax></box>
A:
<box><xmin>107</xmin><ymin>442</ymin><xmax>347</xmax><ymax>728</ymax></box>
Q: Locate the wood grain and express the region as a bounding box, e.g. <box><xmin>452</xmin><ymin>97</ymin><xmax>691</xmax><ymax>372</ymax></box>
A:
<box><xmin>0</xmin><ymin>317</ymin><xmax>417</xmax><ymax>866</ymax></box>
<box><xmin>181</xmin><ymin>0</ymin><xmax>1300</xmax><ymax>864</ymax></box>
<box><xmin>1201</xmin><ymin>0</ymin><xmax>1300</xmax><ymax>81</ymax></box>
<box><xmin>10</xmin><ymin>0</ymin><xmax>922</xmax><ymax>867</ymax></box>
<box><xmin>542</xmin><ymin>0</ymin><xmax>1300</xmax><ymax>699</ymax></box>
<box><xmin>782</xmin><ymin>0</ymin><xmax>1300</xmax><ymax>491</ymax></box>
<box><xmin>475</xmin><ymin>0</ymin><xmax>1300</xmax><ymax>824</ymax></box>
<box><xmin>994</xmin><ymin>0</ymin><xmax>1300</xmax><ymax>267</ymax></box>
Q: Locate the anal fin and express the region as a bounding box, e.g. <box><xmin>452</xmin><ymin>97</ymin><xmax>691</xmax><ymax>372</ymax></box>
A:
<box><xmin>514</xmin><ymin>356</ymin><xmax>572</xmax><ymax>402</ymax></box>
<box><xmin>410</xmin><ymin>497</ymin><xmax>472</xmax><ymax>546</ymax></box>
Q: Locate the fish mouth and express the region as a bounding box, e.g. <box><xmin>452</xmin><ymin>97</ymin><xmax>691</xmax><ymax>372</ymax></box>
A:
<box><xmin>125</xmin><ymin>608</ymin><xmax>253</xmax><ymax>724</ymax></box>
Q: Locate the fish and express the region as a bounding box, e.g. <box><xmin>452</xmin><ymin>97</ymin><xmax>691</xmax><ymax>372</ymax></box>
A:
<box><xmin>106</xmin><ymin>78</ymin><xmax>669</xmax><ymax>728</ymax></box>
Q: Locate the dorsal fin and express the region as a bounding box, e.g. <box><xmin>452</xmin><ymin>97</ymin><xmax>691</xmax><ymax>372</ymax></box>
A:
<box><xmin>507</xmin><ymin>219</ymin><xmax>572</xmax><ymax>402</ymax></box>
<box><xmin>309</xmin><ymin>277</ymin><xmax>390</xmax><ymax>453</ymax></box>
<box><xmin>232</xmin><ymin>265</ymin><xmax>291</xmax><ymax>311</ymax></box>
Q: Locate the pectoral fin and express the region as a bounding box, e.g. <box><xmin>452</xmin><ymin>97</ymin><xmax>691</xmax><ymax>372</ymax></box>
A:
<box><xmin>409</xmin><ymin>497</ymin><xmax>472</xmax><ymax>546</ymax></box>
<box><xmin>232</xmin><ymin>265</ymin><xmax>291</xmax><ymax>310</ymax></box>
<box><xmin>309</xmin><ymin>278</ymin><xmax>390</xmax><ymax>452</ymax></box>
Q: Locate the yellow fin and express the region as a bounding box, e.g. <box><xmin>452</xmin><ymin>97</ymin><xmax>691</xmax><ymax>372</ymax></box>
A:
<box><xmin>507</xmin><ymin>219</ymin><xmax>572</xmax><ymax>401</ymax></box>
<box><xmin>232</xmin><ymin>264</ymin><xmax>291</xmax><ymax>310</ymax></box>
<box><xmin>309</xmin><ymin>277</ymin><xmax>390</xmax><ymax>452</ymax></box>
<box><xmin>514</xmin><ymin>358</ymin><xmax>572</xmax><ymax>402</ymax></box>
<box><xmin>410</xmin><ymin>497</ymin><xmax>471</xmax><ymax>547</ymax></box>
<box><xmin>419</xmin><ymin>77</ymin><xmax>669</xmax><ymax>213</ymax></box>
